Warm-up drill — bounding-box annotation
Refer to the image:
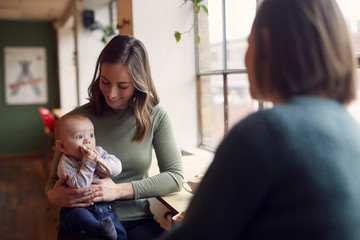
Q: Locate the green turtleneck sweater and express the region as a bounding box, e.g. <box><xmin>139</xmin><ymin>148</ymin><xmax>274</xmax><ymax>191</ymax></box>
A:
<box><xmin>46</xmin><ymin>104</ymin><xmax>183</xmax><ymax>222</ymax></box>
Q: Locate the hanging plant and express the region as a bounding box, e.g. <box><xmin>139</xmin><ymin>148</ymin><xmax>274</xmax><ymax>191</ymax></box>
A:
<box><xmin>174</xmin><ymin>0</ymin><xmax>208</xmax><ymax>44</ymax></box>
<box><xmin>100</xmin><ymin>24</ymin><xmax>118</xmax><ymax>44</ymax></box>
<box><xmin>90</xmin><ymin>23</ymin><xmax>118</xmax><ymax>44</ymax></box>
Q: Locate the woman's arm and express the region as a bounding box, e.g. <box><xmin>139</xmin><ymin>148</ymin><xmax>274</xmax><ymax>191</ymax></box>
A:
<box><xmin>47</xmin><ymin>172</ymin><xmax>98</xmax><ymax>207</ymax></box>
<box><xmin>159</xmin><ymin>115</ymin><xmax>274</xmax><ymax>239</ymax></box>
<box><xmin>92</xmin><ymin>171</ymin><xmax>134</xmax><ymax>202</ymax></box>
<box><xmin>131</xmin><ymin>107</ymin><xmax>183</xmax><ymax>199</ymax></box>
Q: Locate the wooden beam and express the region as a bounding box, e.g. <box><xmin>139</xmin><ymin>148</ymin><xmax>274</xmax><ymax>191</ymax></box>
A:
<box><xmin>53</xmin><ymin>0</ymin><xmax>75</xmax><ymax>30</ymax></box>
<box><xmin>117</xmin><ymin>0</ymin><xmax>133</xmax><ymax>36</ymax></box>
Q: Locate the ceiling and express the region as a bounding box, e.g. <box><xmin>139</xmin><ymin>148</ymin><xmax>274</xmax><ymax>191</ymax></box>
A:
<box><xmin>0</xmin><ymin>0</ymin><xmax>112</xmax><ymax>22</ymax></box>
<box><xmin>0</xmin><ymin>0</ymin><xmax>72</xmax><ymax>22</ymax></box>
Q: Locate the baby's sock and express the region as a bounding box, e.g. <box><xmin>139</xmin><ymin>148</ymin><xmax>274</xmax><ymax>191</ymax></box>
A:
<box><xmin>100</xmin><ymin>216</ymin><xmax>117</xmax><ymax>240</ymax></box>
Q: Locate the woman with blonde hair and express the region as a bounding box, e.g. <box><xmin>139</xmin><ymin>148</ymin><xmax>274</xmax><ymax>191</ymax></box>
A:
<box><xmin>160</xmin><ymin>0</ymin><xmax>360</xmax><ymax>239</ymax></box>
<box><xmin>46</xmin><ymin>35</ymin><xmax>183</xmax><ymax>240</ymax></box>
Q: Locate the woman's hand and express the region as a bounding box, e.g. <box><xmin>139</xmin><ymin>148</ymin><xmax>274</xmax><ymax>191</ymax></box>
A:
<box><xmin>91</xmin><ymin>170</ymin><xmax>135</xmax><ymax>202</ymax></box>
<box><xmin>47</xmin><ymin>172</ymin><xmax>99</xmax><ymax>207</ymax></box>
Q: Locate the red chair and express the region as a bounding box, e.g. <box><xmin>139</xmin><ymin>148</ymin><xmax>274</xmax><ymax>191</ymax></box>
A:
<box><xmin>38</xmin><ymin>107</ymin><xmax>57</xmax><ymax>174</ymax></box>
<box><xmin>38</xmin><ymin>107</ymin><xmax>57</xmax><ymax>134</ymax></box>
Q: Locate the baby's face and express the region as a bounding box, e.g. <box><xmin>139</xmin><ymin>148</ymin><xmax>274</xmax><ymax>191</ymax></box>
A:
<box><xmin>60</xmin><ymin>118</ymin><xmax>96</xmax><ymax>160</ymax></box>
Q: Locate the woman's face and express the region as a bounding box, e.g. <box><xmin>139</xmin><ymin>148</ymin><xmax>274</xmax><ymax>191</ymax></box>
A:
<box><xmin>245</xmin><ymin>28</ymin><xmax>284</xmax><ymax>103</ymax></box>
<box><xmin>99</xmin><ymin>63</ymin><xmax>136</xmax><ymax>109</ymax></box>
<box><xmin>245</xmin><ymin>29</ymin><xmax>260</xmax><ymax>100</ymax></box>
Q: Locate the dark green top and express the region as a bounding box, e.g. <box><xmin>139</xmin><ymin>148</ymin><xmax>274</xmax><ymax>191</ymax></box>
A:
<box><xmin>161</xmin><ymin>97</ymin><xmax>360</xmax><ymax>240</ymax></box>
<box><xmin>46</xmin><ymin>104</ymin><xmax>183</xmax><ymax>221</ymax></box>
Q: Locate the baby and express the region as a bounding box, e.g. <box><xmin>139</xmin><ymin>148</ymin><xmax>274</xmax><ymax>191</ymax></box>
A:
<box><xmin>54</xmin><ymin>112</ymin><xmax>126</xmax><ymax>240</ymax></box>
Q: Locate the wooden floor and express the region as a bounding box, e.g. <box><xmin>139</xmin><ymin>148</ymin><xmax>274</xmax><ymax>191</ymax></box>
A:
<box><xmin>0</xmin><ymin>157</ymin><xmax>60</xmax><ymax>240</ymax></box>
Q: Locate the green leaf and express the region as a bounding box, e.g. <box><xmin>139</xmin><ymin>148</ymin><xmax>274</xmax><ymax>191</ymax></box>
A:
<box><xmin>197</xmin><ymin>35</ymin><xmax>200</xmax><ymax>45</ymax></box>
<box><xmin>101</xmin><ymin>36</ymin><xmax>107</xmax><ymax>44</ymax></box>
<box><xmin>91</xmin><ymin>23</ymin><xmax>98</xmax><ymax>30</ymax></box>
<box><xmin>195</xmin><ymin>5</ymin><xmax>201</xmax><ymax>14</ymax></box>
<box><xmin>201</xmin><ymin>5</ymin><xmax>208</xmax><ymax>15</ymax></box>
<box><xmin>174</xmin><ymin>31</ymin><xmax>182</xmax><ymax>42</ymax></box>
<box><xmin>173</xmin><ymin>0</ymin><xmax>205</xmax><ymax>44</ymax></box>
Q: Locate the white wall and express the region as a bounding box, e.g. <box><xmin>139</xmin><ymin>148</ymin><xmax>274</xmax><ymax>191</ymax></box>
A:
<box><xmin>77</xmin><ymin>0</ymin><xmax>112</xmax><ymax>106</ymax></box>
<box><xmin>57</xmin><ymin>16</ymin><xmax>77</xmax><ymax>110</ymax></box>
<box><xmin>56</xmin><ymin>0</ymin><xmax>112</xmax><ymax>109</ymax></box>
<box><xmin>132</xmin><ymin>0</ymin><xmax>198</xmax><ymax>150</ymax></box>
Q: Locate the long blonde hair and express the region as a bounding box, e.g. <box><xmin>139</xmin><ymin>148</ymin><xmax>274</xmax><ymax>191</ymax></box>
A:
<box><xmin>86</xmin><ymin>35</ymin><xmax>159</xmax><ymax>143</ymax></box>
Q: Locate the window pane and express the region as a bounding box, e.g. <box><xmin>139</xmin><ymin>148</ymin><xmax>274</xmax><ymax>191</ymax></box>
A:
<box><xmin>338</xmin><ymin>1</ymin><xmax>360</xmax><ymax>122</ymax></box>
<box><xmin>198</xmin><ymin>0</ymin><xmax>224</xmax><ymax>71</ymax></box>
<box><xmin>347</xmin><ymin>69</ymin><xmax>360</xmax><ymax>123</ymax></box>
<box><xmin>225</xmin><ymin>0</ymin><xmax>256</xmax><ymax>69</ymax></box>
<box><xmin>337</xmin><ymin>0</ymin><xmax>360</xmax><ymax>55</ymax></box>
<box><xmin>228</xmin><ymin>74</ymin><xmax>256</xmax><ymax>129</ymax></box>
<box><xmin>199</xmin><ymin>75</ymin><xmax>224</xmax><ymax>148</ymax></box>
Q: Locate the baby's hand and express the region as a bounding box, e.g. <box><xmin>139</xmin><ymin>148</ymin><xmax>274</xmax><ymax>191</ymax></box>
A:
<box><xmin>80</xmin><ymin>145</ymin><xmax>99</xmax><ymax>162</ymax></box>
<box><xmin>86</xmin><ymin>149</ymin><xmax>99</xmax><ymax>162</ymax></box>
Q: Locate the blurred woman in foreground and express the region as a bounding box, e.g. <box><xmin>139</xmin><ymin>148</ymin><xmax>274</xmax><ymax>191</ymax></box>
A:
<box><xmin>160</xmin><ymin>0</ymin><xmax>360</xmax><ymax>239</ymax></box>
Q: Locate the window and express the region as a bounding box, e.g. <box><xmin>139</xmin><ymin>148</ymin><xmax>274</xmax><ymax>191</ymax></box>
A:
<box><xmin>196</xmin><ymin>0</ymin><xmax>360</xmax><ymax>150</ymax></box>
<box><xmin>197</xmin><ymin>0</ymin><xmax>258</xmax><ymax>150</ymax></box>
<box><xmin>337</xmin><ymin>0</ymin><xmax>360</xmax><ymax>123</ymax></box>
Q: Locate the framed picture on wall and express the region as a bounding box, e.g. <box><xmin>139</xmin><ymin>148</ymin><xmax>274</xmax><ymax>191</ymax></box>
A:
<box><xmin>4</xmin><ymin>46</ymin><xmax>48</xmax><ymax>105</ymax></box>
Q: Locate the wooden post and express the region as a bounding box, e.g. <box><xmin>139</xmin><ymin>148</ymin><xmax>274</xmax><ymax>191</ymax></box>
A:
<box><xmin>117</xmin><ymin>0</ymin><xmax>133</xmax><ymax>36</ymax></box>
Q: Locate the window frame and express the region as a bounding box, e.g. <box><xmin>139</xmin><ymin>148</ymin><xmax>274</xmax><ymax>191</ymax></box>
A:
<box><xmin>195</xmin><ymin>0</ymin><xmax>262</xmax><ymax>151</ymax></box>
<box><xmin>195</xmin><ymin>0</ymin><xmax>360</xmax><ymax>151</ymax></box>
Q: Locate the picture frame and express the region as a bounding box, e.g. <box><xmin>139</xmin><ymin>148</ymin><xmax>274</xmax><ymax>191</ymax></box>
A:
<box><xmin>4</xmin><ymin>46</ymin><xmax>48</xmax><ymax>105</ymax></box>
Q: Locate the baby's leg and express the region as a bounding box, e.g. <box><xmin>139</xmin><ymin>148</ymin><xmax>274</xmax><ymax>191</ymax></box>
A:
<box><xmin>61</xmin><ymin>207</ymin><xmax>102</xmax><ymax>236</ymax></box>
<box><xmin>109</xmin><ymin>212</ymin><xmax>127</xmax><ymax>240</ymax></box>
<box><xmin>100</xmin><ymin>216</ymin><xmax>117</xmax><ymax>240</ymax></box>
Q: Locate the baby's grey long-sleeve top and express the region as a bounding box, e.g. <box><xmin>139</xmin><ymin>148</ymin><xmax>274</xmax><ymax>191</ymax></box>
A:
<box><xmin>57</xmin><ymin>146</ymin><xmax>122</xmax><ymax>188</ymax></box>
